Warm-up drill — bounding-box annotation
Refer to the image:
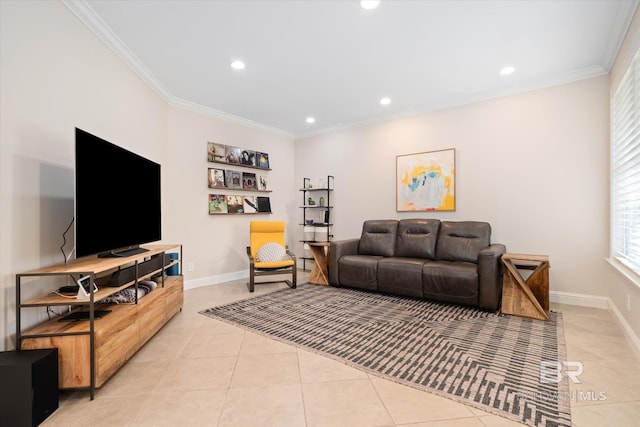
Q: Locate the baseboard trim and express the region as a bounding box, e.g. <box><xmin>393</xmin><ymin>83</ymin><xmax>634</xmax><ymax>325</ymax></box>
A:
<box><xmin>184</xmin><ymin>270</ymin><xmax>248</xmax><ymax>290</ymax></box>
<box><xmin>608</xmin><ymin>299</ymin><xmax>640</xmax><ymax>360</ymax></box>
<box><xmin>549</xmin><ymin>290</ymin><xmax>609</xmax><ymax>309</ymax></box>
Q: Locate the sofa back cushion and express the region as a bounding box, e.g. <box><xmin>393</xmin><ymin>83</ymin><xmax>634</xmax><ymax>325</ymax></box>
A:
<box><xmin>359</xmin><ymin>220</ymin><xmax>398</xmax><ymax>257</ymax></box>
<box><xmin>436</xmin><ymin>221</ymin><xmax>491</xmax><ymax>263</ymax></box>
<box><xmin>396</xmin><ymin>219</ymin><xmax>441</xmax><ymax>259</ymax></box>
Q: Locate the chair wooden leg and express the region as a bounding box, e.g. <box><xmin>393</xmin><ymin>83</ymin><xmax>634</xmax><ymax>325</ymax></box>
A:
<box><xmin>292</xmin><ymin>266</ymin><xmax>297</xmax><ymax>289</ymax></box>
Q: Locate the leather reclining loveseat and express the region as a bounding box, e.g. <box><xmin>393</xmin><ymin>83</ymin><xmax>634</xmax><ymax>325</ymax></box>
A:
<box><xmin>328</xmin><ymin>219</ymin><xmax>506</xmax><ymax>311</ymax></box>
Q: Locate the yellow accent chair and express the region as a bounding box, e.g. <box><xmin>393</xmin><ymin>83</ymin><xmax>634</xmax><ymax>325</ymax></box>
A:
<box><xmin>246</xmin><ymin>221</ymin><xmax>297</xmax><ymax>292</ymax></box>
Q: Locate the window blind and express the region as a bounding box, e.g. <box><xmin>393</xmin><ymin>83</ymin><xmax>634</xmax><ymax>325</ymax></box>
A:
<box><xmin>611</xmin><ymin>47</ymin><xmax>640</xmax><ymax>276</ymax></box>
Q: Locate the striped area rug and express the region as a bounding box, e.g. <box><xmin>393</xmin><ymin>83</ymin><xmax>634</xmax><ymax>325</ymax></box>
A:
<box><xmin>201</xmin><ymin>283</ymin><xmax>571</xmax><ymax>427</ymax></box>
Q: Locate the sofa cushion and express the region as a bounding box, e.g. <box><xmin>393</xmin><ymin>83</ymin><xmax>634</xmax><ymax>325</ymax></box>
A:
<box><xmin>378</xmin><ymin>257</ymin><xmax>426</xmax><ymax>298</ymax></box>
<box><xmin>396</xmin><ymin>219</ymin><xmax>440</xmax><ymax>259</ymax></box>
<box><xmin>436</xmin><ymin>221</ymin><xmax>491</xmax><ymax>263</ymax></box>
<box><xmin>422</xmin><ymin>261</ymin><xmax>478</xmax><ymax>307</ymax></box>
<box><xmin>338</xmin><ymin>255</ymin><xmax>382</xmax><ymax>291</ymax></box>
<box><xmin>359</xmin><ymin>220</ymin><xmax>398</xmax><ymax>257</ymax></box>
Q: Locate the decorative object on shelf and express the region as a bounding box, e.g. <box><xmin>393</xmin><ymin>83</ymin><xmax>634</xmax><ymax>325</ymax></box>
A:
<box><xmin>224</xmin><ymin>170</ymin><xmax>242</xmax><ymax>188</ymax></box>
<box><xmin>299</xmin><ymin>176</ymin><xmax>335</xmax><ymax>270</ymax></box>
<box><xmin>258</xmin><ymin>174</ymin><xmax>269</xmax><ymax>191</ymax></box>
<box><xmin>396</xmin><ymin>148</ymin><xmax>455</xmax><ymax>212</ymax></box>
<box><xmin>256</xmin><ymin>152</ymin><xmax>270</xmax><ymax>169</ymax></box>
<box><xmin>207</xmin><ymin>142</ymin><xmax>226</xmax><ymax>162</ymax></box>
<box><xmin>208</xmin><ymin>168</ymin><xmax>226</xmax><ymax>188</ymax></box>
<box><xmin>242</xmin><ymin>172</ymin><xmax>257</xmax><ymax>190</ymax></box>
<box><xmin>257</xmin><ymin>196</ymin><xmax>272</xmax><ymax>213</ymax></box>
<box><xmin>240</xmin><ymin>149</ymin><xmax>256</xmax><ymax>166</ymax></box>
<box><xmin>227</xmin><ymin>195</ymin><xmax>245</xmax><ymax>214</ymax></box>
<box><xmin>209</xmin><ymin>194</ymin><xmax>229</xmax><ymax>214</ymax></box>
<box><xmin>244</xmin><ymin>196</ymin><xmax>258</xmax><ymax>213</ymax></box>
<box><xmin>224</xmin><ymin>146</ymin><xmax>242</xmax><ymax>164</ymax></box>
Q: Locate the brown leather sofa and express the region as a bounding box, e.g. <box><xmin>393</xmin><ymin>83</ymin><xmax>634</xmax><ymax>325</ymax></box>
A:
<box><xmin>329</xmin><ymin>219</ymin><xmax>506</xmax><ymax>311</ymax></box>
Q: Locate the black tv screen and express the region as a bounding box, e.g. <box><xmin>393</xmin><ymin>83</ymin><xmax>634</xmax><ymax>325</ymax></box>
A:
<box><xmin>75</xmin><ymin>128</ymin><xmax>161</xmax><ymax>258</ymax></box>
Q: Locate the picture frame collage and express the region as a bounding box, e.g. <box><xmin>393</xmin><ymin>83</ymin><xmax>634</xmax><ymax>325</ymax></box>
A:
<box><xmin>207</xmin><ymin>142</ymin><xmax>272</xmax><ymax>215</ymax></box>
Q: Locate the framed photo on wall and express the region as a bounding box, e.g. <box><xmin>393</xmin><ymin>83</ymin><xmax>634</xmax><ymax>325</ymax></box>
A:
<box><xmin>396</xmin><ymin>148</ymin><xmax>456</xmax><ymax>212</ymax></box>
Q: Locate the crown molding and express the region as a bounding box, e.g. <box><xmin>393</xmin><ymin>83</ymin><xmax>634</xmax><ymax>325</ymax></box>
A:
<box><xmin>62</xmin><ymin>0</ymin><xmax>293</xmax><ymax>140</ymax></box>
<box><xmin>602</xmin><ymin>0</ymin><xmax>640</xmax><ymax>71</ymax></box>
<box><xmin>62</xmin><ymin>0</ymin><xmax>174</xmax><ymax>102</ymax></box>
<box><xmin>170</xmin><ymin>97</ymin><xmax>294</xmax><ymax>139</ymax></box>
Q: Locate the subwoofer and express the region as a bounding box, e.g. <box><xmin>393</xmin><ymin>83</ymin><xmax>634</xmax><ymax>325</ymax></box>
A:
<box><xmin>0</xmin><ymin>348</ymin><xmax>59</xmax><ymax>427</ymax></box>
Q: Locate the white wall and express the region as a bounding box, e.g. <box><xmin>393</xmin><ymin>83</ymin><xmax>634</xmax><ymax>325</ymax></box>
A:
<box><xmin>0</xmin><ymin>0</ymin><xmax>296</xmax><ymax>351</ymax></box>
<box><xmin>0</xmin><ymin>0</ymin><xmax>169</xmax><ymax>351</ymax></box>
<box><xmin>295</xmin><ymin>76</ymin><xmax>610</xmax><ymax>299</ymax></box>
<box><xmin>164</xmin><ymin>106</ymin><xmax>295</xmax><ymax>288</ymax></box>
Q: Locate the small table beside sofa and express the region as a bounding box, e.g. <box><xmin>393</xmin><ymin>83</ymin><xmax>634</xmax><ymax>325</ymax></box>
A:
<box><xmin>329</xmin><ymin>219</ymin><xmax>506</xmax><ymax>311</ymax></box>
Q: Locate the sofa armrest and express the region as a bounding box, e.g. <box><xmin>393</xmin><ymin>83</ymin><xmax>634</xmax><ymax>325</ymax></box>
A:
<box><xmin>329</xmin><ymin>239</ymin><xmax>360</xmax><ymax>286</ymax></box>
<box><xmin>477</xmin><ymin>243</ymin><xmax>507</xmax><ymax>311</ymax></box>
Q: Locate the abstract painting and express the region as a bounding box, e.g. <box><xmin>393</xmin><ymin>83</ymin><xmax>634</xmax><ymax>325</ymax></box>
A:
<box><xmin>396</xmin><ymin>148</ymin><xmax>455</xmax><ymax>211</ymax></box>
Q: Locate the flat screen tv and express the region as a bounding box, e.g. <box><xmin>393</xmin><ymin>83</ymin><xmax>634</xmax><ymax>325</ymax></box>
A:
<box><xmin>75</xmin><ymin>128</ymin><xmax>161</xmax><ymax>258</ymax></box>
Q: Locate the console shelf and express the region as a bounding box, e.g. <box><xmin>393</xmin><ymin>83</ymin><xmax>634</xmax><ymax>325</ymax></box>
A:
<box><xmin>16</xmin><ymin>244</ymin><xmax>183</xmax><ymax>400</ymax></box>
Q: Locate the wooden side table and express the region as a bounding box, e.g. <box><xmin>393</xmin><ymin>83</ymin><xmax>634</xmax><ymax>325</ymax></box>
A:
<box><xmin>308</xmin><ymin>242</ymin><xmax>330</xmax><ymax>285</ymax></box>
<box><xmin>501</xmin><ymin>253</ymin><xmax>550</xmax><ymax>321</ymax></box>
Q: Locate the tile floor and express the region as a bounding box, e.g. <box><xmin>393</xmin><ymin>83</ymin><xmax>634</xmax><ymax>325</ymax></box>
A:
<box><xmin>42</xmin><ymin>271</ymin><xmax>640</xmax><ymax>427</ymax></box>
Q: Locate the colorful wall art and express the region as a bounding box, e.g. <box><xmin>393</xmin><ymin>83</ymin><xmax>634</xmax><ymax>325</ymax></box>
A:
<box><xmin>396</xmin><ymin>148</ymin><xmax>456</xmax><ymax>211</ymax></box>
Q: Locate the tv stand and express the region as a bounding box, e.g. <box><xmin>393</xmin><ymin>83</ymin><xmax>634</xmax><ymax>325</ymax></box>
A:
<box><xmin>98</xmin><ymin>246</ymin><xmax>149</xmax><ymax>258</ymax></box>
<box><xmin>16</xmin><ymin>244</ymin><xmax>183</xmax><ymax>400</ymax></box>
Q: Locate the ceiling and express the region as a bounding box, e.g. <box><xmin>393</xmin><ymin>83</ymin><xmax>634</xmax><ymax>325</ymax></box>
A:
<box><xmin>70</xmin><ymin>0</ymin><xmax>637</xmax><ymax>139</ymax></box>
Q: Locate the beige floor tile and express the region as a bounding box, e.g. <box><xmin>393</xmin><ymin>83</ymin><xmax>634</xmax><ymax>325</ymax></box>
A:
<box><xmin>302</xmin><ymin>378</ymin><xmax>393</xmax><ymax>427</ymax></box>
<box><xmin>131</xmin><ymin>388</ymin><xmax>227</xmax><ymax>427</ymax></box>
<box><xmin>298</xmin><ymin>348</ymin><xmax>369</xmax><ymax>383</ymax></box>
<box><xmin>574</xmin><ymin>358</ymin><xmax>640</xmax><ymax>403</ymax></box>
<box><xmin>180</xmin><ymin>332</ymin><xmax>245</xmax><ymax>359</ymax></box>
<box><xmin>218</xmin><ymin>383</ymin><xmax>305</xmax><ymax>427</ymax></box>
<box><xmin>477</xmin><ymin>414</ymin><xmax>530</xmax><ymax>426</ymax></box>
<box><xmin>230</xmin><ymin>352</ymin><xmax>300</xmax><ymax>388</ymax></box>
<box><xmin>239</xmin><ymin>330</ymin><xmax>298</xmax><ymax>355</ymax></box>
<box><xmin>130</xmin><ymin>333</ymin><xmax>191</xmax><ymax>363</ymax></box>
<box><xmin>98</xmin><ymin>359</ymin><xmax>170</xmax><ymax>398</ymax></box>
<box><xmin>370</xmin><ymin>377</ymin><xmax>475</xmax><ymax>424</ymax></box>
<box><xmin>399</xmin><ymin>418</ymin><xmax>486</xmax><ymax>427</ymax></box>
<box><xmin>154</xmin><ymin>356</ymin><xmax>236</xmax><ymax>392</ymax></box>
<box><xmin>571</xmin><ymin>401</ymin><xmax>640</xmax><ymax>427</ymax></box>
<box><xmin>42</xmin><ymin>395</ymin><xmax>143</xmax><ymax>427</ymax></box>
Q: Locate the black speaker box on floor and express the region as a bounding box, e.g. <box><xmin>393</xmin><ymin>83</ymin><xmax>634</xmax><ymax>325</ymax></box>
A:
<box><xmin>0</xmin><ymin>348</ymin><xmax>59</xmax><ymax>427</ymax></box>
<box><xmin>107</xmin><ymin>253</ymin><xmax>171</xmax><ymax>287</ymax></box>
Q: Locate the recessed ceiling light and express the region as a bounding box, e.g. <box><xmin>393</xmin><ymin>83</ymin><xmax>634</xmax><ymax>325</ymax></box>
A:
<box><xmin>306</xmin><ymin>117</ymin><xmax>316</xmax><ymax>124</ymax></box>
<box><xmin>380</xmin><ymin>97</ymin><xmax>391</xmax><ymax>105</ymax></box>
<box><xmin>500</xmin><ymin>66</ymin><xmax>515</xmax><ymax>75</ymax></box>
<box><xmin>361</xmin><ymin>1</ymin><xmax>380</xmax><ymax>10</ymax></box>
<box><xmin>230</xmin><ymin>60</ymin><xmax>245</xmax><ymax>70</ymax></box>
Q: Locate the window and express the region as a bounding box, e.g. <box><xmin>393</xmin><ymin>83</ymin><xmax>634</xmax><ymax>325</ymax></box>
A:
<box><xmin>611</xmin><ymin>48</ymin><xmax>640</xmax><ymax>277</ymax></box>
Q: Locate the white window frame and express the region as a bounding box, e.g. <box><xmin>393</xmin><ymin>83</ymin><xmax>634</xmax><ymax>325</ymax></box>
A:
<box><xmin>610</xmin><ymin>47</ymin><xmax>640</xmax><ymax>283</ymax></box>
